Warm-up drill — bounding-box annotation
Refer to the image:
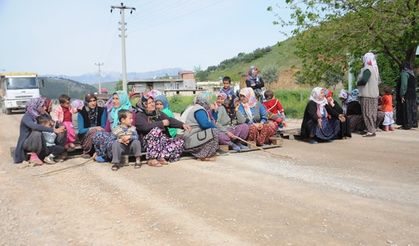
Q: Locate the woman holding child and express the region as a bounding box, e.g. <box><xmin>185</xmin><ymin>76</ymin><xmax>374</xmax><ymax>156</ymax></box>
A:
<box><xmin>136</xmin><ymin>92</ymin><xmax>190</xmax><ymax>167</ymax></box>
<box><xmin>14</xmin><ymin>97</ymin><xmax>66</xmax><ymax>165</ymax></box>
<box><xmin>92</xmin><ymin>91</ymin><xmax>131</xmax><ymax>162</ymax></box>
<box><xmin>236</xmin><ymin>88</ymin><xmax>277</xmax><ymax>146</ymax></box>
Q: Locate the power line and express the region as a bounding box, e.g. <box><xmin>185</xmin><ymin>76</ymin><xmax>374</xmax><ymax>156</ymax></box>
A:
<box><xmin>111</xmin><ymin>2</ymin><xmax>136</xmax><ymax>93</ymax></box>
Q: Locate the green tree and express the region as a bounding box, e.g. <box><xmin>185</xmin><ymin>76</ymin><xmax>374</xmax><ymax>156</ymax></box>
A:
<box><xmin>269</xmin><ymin>0</ymin><xmax>418</xmax><ymax>86</ymax></box>
<box><xmin>261</xmin><ymin>66</ymin><xmax>279</xmax><ymax>84</ymax></box>
<box><xmin>115</xmin><ymin>80</ymin><xmax>123</xmax><ymax>91</ymax></box>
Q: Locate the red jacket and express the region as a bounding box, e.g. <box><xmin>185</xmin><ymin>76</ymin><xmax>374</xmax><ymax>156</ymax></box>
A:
<box><xmin>263</xmin><ymin>98</ymin><xmax>284</xmax><ymax>114</ymax></box>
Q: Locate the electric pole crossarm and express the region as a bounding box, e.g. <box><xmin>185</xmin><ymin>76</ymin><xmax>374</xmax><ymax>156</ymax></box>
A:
<box><xmin>110</xmin><ymin>2</ymin><xmax>135</xmax><ymax>93</ymax></box>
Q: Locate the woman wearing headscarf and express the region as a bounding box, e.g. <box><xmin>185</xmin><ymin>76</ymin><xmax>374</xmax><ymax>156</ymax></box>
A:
<box><xmin>136</xmin><ymin>92</ymin><xmax>189</xmax><ymax>166</ymax></box>
<box><xmin>236</xmin><ymin>88</ymin><xmax>276</xmax><ymax>146</ymax></box>
<box><xmin>212</xmin><ymin>92</ymin><xmax>249</xmax><ymax>151</ymax></box>
<box><xmin>92</xmin><ymin>91</ymin><xmax>131</xmax><ymax>162</ymax></box>
<box><xmin>182</xmin><ymin>92</ymin><xmax>219</xmax><ymax>161</ymax></box>
<box><xmin>13</xmin><ymin>97</ymin><xmax>66</xmax><ymax>164</ymax></box>
<box><xmin>246</xmin><ymin>66</ymin><xmax>265</xmax><ymax>101</ymax></box>
<box><xmin>77</xmin><ymin>94</ymin><xmax>107</xmax><ymax>158</ymax></box>
<box><xmin>396</xmin><ymin>61</ymin><xmax>417</xmax><ymax>129</ymax></box>
<box><xmin>155</xmin><ymin>94</ymin><xmax>177</xmax><ymax>138</ymax></box>
<box><xmin>300</xmin><ymin>87</ymin><xmax>341</xmax><ymax>144</ymax></box>
<box><xmin>324</xmin><ymin>89</ymin><xmax>351</xmax><ymax>139</ymax></box>
<box><xmin>356</xmin><ymin>52</ymin><xmax>381</xmax><ymax>137</ymax></box>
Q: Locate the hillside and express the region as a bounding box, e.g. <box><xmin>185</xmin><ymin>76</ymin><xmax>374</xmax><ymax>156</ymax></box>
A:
<box><xmin>204</xmin><ymin>38</ymin><xmax>301</xmax><ymax>87</ymax></box>
<box><xmin>39</xmin><ymin>77</ymin><xmax>98</xmax><ymax>100</ymax></box>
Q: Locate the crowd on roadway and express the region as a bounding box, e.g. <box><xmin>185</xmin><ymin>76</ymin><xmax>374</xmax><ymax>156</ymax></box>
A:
<box><xmin>13</xmin><ymin>52</ymin><xmax>417</xmax><ymax>169</ymax></box>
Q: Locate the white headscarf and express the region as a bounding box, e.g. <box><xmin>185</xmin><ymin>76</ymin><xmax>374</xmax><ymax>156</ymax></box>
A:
<box><xmin>309</xmin><ymin>87</ymin><xmax>327</xmax><ymax>106</ymax></box>
<box><xmin>363</xmin><ymin>52</ymin><xmax>380</xmax><ymax>80</ymax></box>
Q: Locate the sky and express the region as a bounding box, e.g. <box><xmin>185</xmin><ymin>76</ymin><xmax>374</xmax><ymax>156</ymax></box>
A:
<box><xmin>0</xmin><ymin>0</ymin><xmax>292</xmax><ymax>76</ymax></box>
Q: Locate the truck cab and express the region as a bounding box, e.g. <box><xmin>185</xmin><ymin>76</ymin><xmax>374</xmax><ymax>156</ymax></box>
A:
<box><xmin>0</xmin><ymin>72</ymin><xmax>41</xmax><ymax>114</ymax></box>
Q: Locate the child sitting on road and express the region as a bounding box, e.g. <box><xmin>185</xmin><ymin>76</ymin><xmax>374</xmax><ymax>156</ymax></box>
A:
<box><xmin>111</xmin><ymin>109</ymin><xmax>142</xmax><ymax>171</ymax></box>
<box><xmin>263</xmin><ymin>90</ymin><xmax>286</xmax><ymax>128</ymax></box>
<box><xmin>51</xmin><ymin>94</ymin><xmax>76</xmax><ymax>151</ymax></box>
<box><xmin>381</xmin><ymin>86</ymin><xmax>395</xmax><ymax>131</ymax></box>
<box><xmin>36</xmin><ymin>116</ymin><xmax>65</xmax><ymax>164</ymax></box>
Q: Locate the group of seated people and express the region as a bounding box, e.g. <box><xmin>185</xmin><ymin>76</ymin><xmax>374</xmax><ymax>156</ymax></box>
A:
<box><xmin>14</xmin><ymin>78</ymin><xmax>288</xmax><ymax>171</ymax></box>
<box><xmin>300</xmin><ymin>87</ymin><xmax>386</xmax><ymax>144</ymax></box>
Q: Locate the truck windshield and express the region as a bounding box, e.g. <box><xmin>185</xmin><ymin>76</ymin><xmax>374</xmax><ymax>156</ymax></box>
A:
<box><xmin>6</xmin><ymin>77</ymin><xmax>38</xmax><ymax>89</ymax></box>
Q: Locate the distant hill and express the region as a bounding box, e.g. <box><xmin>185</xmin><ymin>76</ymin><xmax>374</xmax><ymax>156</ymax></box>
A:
<box><xmin>53</xmin><ymin>68</ymin><xmax>183</xmax><ymax>84</ymax></box>
<box><xmin>203</xmin><ymin>38</ymin><xmax>301</xmax><ymax>87</ymax></box>
<box><xmin>39</xmin><ymin>77</ymin><xmax>98</xmax><ymax>100</ymax></box>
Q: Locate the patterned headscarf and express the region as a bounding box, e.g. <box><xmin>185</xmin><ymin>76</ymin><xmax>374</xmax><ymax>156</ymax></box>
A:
<box><xmin>109</xmin><ymin>91</ymin><xmax>131</xmax><ymax>129</ymax></box>
<box><xmin>26</xmin><ymin>97</ymin><xmax>46</xmax><ymax>120</ymax></box>
<box><xmin>348</xmin><ymin>89</ymin><xmax>360</xmax><ymax>102</ymax></box>
<box><xmin>309</xmin><ymin>87</ymin><xmax>327</xmax><ymax>106</ymax></box>
<box><xmin>71</xmin><ymin>99</ymin><xmax>84</xmax><ymax>112</ymax></box>
<box><xmin>217</xmin><ymin>92</ymin><xmax>228</xmax><ymax>101</ymax></box>
<box><xmin>155</xmin><ymin>94</ymin><xmax>169</xmax><ymax>109</ymax></box>
<box><xmin>363</xmin><ymin>52</ymin><xmax>380</xmax><ymax>80</ymax></box>
<box><xmin>193</xmin><ymin>92</ymin><xmax>212</xmax><ymax>110</ymax></box>
<box><xmin>339</xmin><ymin>89</ymin><xmax>349</xmax><ymax>100</ymax></box>
<box><xmin>239</xmin><ymin>88</ymin><xmax>257</xmax><ymax>108</ymax></box>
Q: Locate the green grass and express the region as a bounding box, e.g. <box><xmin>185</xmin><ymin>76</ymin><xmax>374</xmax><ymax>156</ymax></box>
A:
<box><xmin>274</xmin><ymin>88</ymin><xmax>311</xmax><ymax>119</ymax></box>
<box><xmin>168</xmin><ymin>88</ymin><xmax>312</xmax><ymax>118</ymax></box>
<box><xmin>206</xmin><ymin>38</ymin><xmax>301</xmax><ymax>82</ymax></box>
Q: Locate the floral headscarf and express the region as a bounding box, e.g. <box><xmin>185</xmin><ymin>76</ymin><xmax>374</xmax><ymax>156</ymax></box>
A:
<box><xmin>71</xmin><ymin>99</ymin><xmax>84</xmax><ymax>113</ymax></box>
<box><xmin>26</xmin><ymin>97</ymin><xmax>46</xmax><ymax>120</ymax></box>
<box><xmin>194</xmin><ymin>92</ymin><xmax>212</xmax><ymax>110</ymax></box>
<box><xmin>239</xmin><ymin>88</ymin><xmax>258</xmax><ymax>121</ymax></box>
<box><xmin>217</xmin><ymin>92</ymin><xmax>228</xmax><ymax>101</ymax></box>
<box><xmin>109</xmin><ymin>91</ymin><xmax>131</xmax><ymax>129</ymax></box>
<box><xmin>239</xmin><ymin>88</ymin><xmax>257</xmax><ymax>108</ymax></box>
<box><xmin>349</xmin><ymin>89</ymin><xmax>360</xmax><ymax>102</ymax></box>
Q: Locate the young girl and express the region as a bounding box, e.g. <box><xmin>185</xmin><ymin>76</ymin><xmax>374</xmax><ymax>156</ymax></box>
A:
<box><xmin>51</xmin><ymin>94</ymin><xmax>76</xmax><ymax>150</ymax></box>
<box><xmin>381</xmin><ymin>86</ymin><xmax>395</xmax><ymax>131</ymax></box>
<box><xmin>263</xmin><ymin>90</ymin><xmax>286</xmax><ymax>128</ymax></box>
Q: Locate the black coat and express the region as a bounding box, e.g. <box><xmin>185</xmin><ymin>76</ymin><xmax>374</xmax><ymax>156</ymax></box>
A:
<box><xmin>300</xmin><ymin>101</ymin><xmax>339</xmax><ymax>139</ymax></box>
<box><xmin>135</xmin><ymin>110</ymin><xmax>184</xmax><ymax>139</ymax></box>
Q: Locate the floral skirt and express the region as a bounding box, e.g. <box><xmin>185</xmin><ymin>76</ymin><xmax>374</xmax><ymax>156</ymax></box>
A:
<box><xmin>248</xmin><ymin>122</ymin><xmax>277</xmax><ymax>146</ymax></box>
<box><xmin>81</xmin><ymin>128</ymin><xmax>104</xmax><ymax>154</ymax></box>
<box><xmin>92</xmin><ymin>131</ymin><xmax>116</xmax><ymax>160</ymax></box>
<box><xmin>144</xmin><ymin>127</ymin><xmax>184</xmax><ymax>162</ymax></box>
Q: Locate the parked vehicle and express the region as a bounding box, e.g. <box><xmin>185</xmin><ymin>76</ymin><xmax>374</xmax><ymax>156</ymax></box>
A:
<box><xmin>0</xmin><ymin>72</ymin><xmax>41</xmax><ymax>114</ymax></box>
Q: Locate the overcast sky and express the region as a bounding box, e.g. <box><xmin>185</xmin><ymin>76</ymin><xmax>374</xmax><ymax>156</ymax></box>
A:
<box><xmin>0</xmin><ymin>0</ymin><xmax>292</xmax><ymax>75</ymax></box>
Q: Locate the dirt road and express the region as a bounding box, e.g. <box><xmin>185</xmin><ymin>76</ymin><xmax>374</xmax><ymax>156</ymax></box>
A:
<box><xmin>1</xmin><ymin>113</ymin><xmax>418</xmax><ymax>245</ymax></box>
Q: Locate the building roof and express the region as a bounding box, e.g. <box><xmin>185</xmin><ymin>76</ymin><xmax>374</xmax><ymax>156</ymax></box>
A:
<box><xmin>178</xmin><ymin>70</ymin><xmax>194</xmax><ymax>75</ymax></box>
<box><xmin>128</xmin><ymin>79</ymin><xmax>183</xmax><ymax>85</ymax></box>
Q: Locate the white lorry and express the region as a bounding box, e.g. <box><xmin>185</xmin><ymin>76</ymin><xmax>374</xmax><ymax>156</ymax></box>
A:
<box><xmin>0</xmin><ymin>72</ymin><xmax>41</xmax><ymax>114</ymax></box>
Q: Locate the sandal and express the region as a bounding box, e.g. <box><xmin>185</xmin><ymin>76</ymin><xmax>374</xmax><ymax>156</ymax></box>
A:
<box><xmin>134</xmin><ymin>158</ymin><xmax>142</xmax><ymax>169</ymax></box>
<box><xmin>158</xmin><ymin>159</ymin><xmax>168</xmax><ymax>165</ymax></box>
<box><xmin>111</xmin><ymin>164</ymin><xmax>120</xmax><ymax>171</ymax></box>
<box><xmin>147</xmin><ymin>159</ymin><xmax>162</xmax><ymax>167</ymax></box>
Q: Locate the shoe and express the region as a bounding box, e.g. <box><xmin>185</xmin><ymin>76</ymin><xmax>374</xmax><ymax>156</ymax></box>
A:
<box><xmin>237</xmin><ymin>143</ymin><xmax>249</xmax><ymax>150</ymax></box>
<box><xmin>229</xmin><ymin>143</ymin><xmax>241</xmax><ymax>151</ymax></box>
<box><xmin>158</xmin><ymin>159</ymin><xmax>168</xmax><ymax>165</ymax></box>
<box><xmin>95</xmin><ymin>156</ymin><xmax>107</xmax><ymax>163</ymax></box>
<box><xmin>55</xmin><ymin>152</ymin><xmax>67</xmax><ymax>162</ymax></box>
<box><xmin>363</xmin><ymin>132</ymin><xmax>376</xmax><ymax>137</ymax></box>
<box><xmin>111</xmin><ymin>164</ymin><xmax>120</xmax><ymax>171</ymax></box>
<box><xmin>43</xmin><ymin>154</ymin><xmax>56</xmax><ymax>165</ymax></box>
<box><xmin>308</xmin><ymin>139</ymin><xmax>318</xmax><ymax>144</ymax></box>
<box><xmin>29</xmin><ymin>152</ymin><xmax>43</xmax><ymax>166</ymax></box>
<box><xmin>147</xmin><ymin>159</ymin><xmax>162</xmax><ymax>167</ymax></box>
<box><xmin>134</xmin><ymin>157</ymin><xmax>142</xmax><ymax>169</ymax></box>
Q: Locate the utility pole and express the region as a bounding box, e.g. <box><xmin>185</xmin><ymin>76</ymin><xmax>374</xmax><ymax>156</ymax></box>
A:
<box><xmin>94</xmin><ymin>62</ymin><xmax>104</xmax><ymax>93</ymax></box>
<box><xmin>111</xmin><ymin>2</ymin><xmax>135</xmax><ymax>93</ymax></box>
